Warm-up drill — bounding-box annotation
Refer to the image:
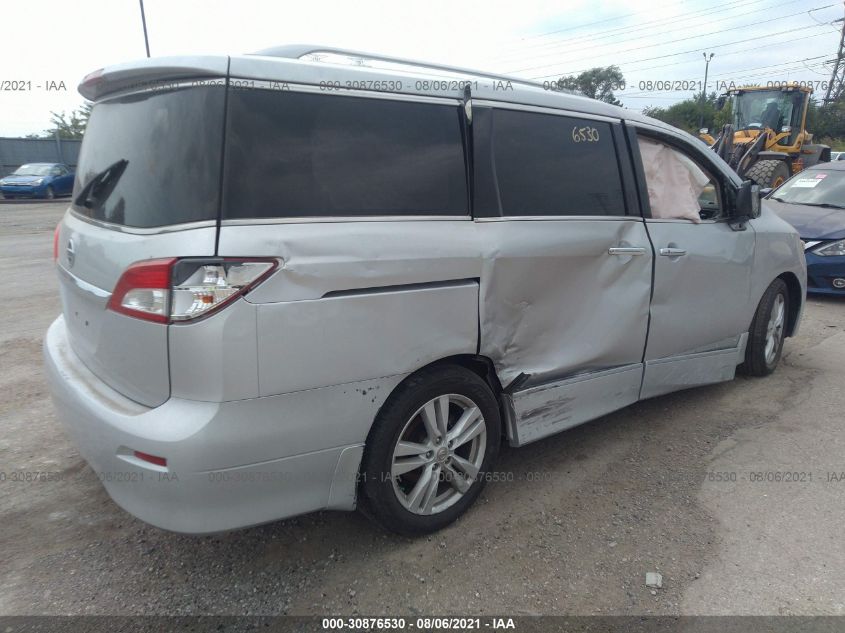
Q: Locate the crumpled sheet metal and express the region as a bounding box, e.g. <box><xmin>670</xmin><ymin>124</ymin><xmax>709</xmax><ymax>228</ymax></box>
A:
<box><xmin>220</xmin><ymin>217</ymin><xmax>652</xmax><ymax>393</ymax></box>
<box><xmin>477</xmin><ymin>219</ymin><xmax>652</xmax><ymax>389</ymax></box>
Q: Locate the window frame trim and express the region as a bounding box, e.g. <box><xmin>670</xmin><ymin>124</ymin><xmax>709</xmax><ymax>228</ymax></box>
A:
<box><xmin>220</xmin><ymin>215</ymin><xmax>470</xmax><ymax>226</ymax></box>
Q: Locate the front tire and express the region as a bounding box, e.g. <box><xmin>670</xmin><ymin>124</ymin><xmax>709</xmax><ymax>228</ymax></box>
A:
<box><xmin>740</xmin><ymin>279</ymin><xmax>789</xmax><ymax>376</ymax></box>
<box><xmin>44</xmin><ymin>186</ymin><xmax>55</xmax><ymax>200</ymax></box>
<box><xmin>746</xmin><ymin>159</ymin><xmax>790</xmax><ymax>189</ymax></box>
<box><xmin>360</xmin><ymin>365</ymin><xmax>501</xmax><ymax>535</ymax></box>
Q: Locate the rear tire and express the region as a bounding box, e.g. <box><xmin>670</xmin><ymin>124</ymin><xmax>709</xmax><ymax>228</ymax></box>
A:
<box><xmin>44</xmin><ymin>186</ymin><xmax>55</xmax><ymax>200</ymax></box>
<box><xmin>746</xmin><ymin>160</ymin><xmax>790</xmax><ymax>189</ymax></box>
<box><xmin>740</xmin><ymin>279</ymin><xmax>789</xmax><ymax>377</ymax></box>
<box><xmin>360</xmin><ymin>365</ymin><xmax>501</xmax><ymax>536</ymax></box>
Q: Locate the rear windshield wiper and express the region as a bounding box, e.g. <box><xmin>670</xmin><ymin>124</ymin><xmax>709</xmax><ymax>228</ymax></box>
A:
<box><xmin>73</xmin><ymin>159</ymin><xmax>129</xmax><ymax>209</ymax></box>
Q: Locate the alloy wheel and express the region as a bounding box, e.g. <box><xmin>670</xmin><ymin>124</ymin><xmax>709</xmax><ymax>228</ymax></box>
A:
<box><xmin>764</xmin><ymin>293</ymin><xmax>785</xmax><ymax>364</ymax></box>
<box><xmin>390</xmin><ymin>394</ymin><xmax>486</xmax><ymax>515</ymax></box>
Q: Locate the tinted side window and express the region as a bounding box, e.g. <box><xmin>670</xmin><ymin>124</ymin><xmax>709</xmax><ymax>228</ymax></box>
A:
<box><xmin>223</xmin><ymin>90</ymin><xmax>467</xmax><ymax>218</ymax></box>
<box><xmin>491</xmin><ymin>109</ymin><xmax>626</xmax><ymax>216</ymax></box>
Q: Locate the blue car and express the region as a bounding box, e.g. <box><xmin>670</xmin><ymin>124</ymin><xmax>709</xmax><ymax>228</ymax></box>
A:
<box><xmin>765</xmin><ymin>162</ymin><xmax>845</xmax><ymax>296</ymax></box>
<box><xmin>0</xmin><ymin>163</ymin><xmax>75</xmax><ymax>200</ymax></box>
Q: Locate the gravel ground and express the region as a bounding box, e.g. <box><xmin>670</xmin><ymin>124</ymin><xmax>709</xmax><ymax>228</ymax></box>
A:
<box><xmin>1</xmin><ymin>201</ymin><xmax>844</xmax><ymax>616</ymax></box>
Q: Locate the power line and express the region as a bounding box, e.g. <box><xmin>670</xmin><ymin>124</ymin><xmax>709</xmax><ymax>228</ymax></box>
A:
<box><xmin>513</xmin><ymin>10</ymin><xmax>833</xmax><ymax>75</ymax></box>
<box><xmin>599</xmin><ymin>32</ymin><xmax>835</xmax><ymax>76</ymax></box>
<box><xmin>527</xmin><ymin>23</ymin><xmax>834</xmax><ymax>79</ymax></box>
<box><xmin>494</xmin><ymin>0</ymin><xmax>766</xmax><ymax>60</ymax></box>
<box><xmin>518</xmin><ymin>0</ymin><xmax>694</xmax><ymax>41</ymax></box>
<box><xmin>497</xmin><ymin>0</ymin><xmax>804</xmax><ymax>67</ymax></box>
<box><xmin>707</xmin><ymin>55</ymin><xmax>829</xmax><ymax>79</ymax></box>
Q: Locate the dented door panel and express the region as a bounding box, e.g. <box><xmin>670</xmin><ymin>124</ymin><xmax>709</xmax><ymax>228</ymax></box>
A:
<box><xmin>476</xmin><ymin>218</ymin><xmax>652</xmax><ymax>389</ymax></box>
<box><xmin>219</xmin><ymin>217</ymin><xmax>653</xmax><ymax>421</ymax></box>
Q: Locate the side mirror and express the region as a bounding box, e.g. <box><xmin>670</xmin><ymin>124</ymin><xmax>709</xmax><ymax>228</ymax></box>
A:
<box><xmin>734</xmin><ymin>180</ymin><xmax>761</xmax><ymax>219</ymax></box>
<box><xmin>716</xmin><ymin>95</ymin><xmax>726</xmax><ymax>111</ymax></box>
<box><xmin>758</xmin><ymin>187</ymin><xmax>773</xmax><ymax>198</ymax></box>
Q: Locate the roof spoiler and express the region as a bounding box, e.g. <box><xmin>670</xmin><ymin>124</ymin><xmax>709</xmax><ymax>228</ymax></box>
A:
<box><xmin>78</xmin><ymin>56</ymin><xmax>229</xmax><ymax>101</ymax></box>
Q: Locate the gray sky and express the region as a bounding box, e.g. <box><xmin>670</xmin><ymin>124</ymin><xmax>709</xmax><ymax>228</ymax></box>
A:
<box><xmin>0</xmin><ymin>0</ymin><xmax>841</xmax><ymax>137</ymax></box>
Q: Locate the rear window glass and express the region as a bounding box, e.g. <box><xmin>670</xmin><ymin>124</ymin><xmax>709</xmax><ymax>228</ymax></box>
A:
<box><xmin>222</xmin><ymin>89</ymin><xmax>467</xmax><ymax>218</ymax></box>
<box><xmin>72</xmin><ymin>86</ymin><xmax>224</xmax><ymax>228</ymax></box>
<box><xmin>489</xmin><ymin>109</ymin><xmax>626</xmax><ymax>217</ymax></box>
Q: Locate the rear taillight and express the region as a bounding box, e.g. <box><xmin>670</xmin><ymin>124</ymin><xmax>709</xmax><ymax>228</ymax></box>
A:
<box><xmin>107</xmin><ymin>258</ymin><xmax>175</xmax><ymax>323</ymax></box>
<box><xmin>107</xmin><ymin>258</ymin><xmax>277</xmax><ymax>323</ymax></box>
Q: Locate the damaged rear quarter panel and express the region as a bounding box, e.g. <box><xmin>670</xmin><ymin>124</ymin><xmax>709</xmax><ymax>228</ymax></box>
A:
<box><xmin>219</xmin><ymin>221</ymin><xmax>483</xmax><ymax>397</ymax></box>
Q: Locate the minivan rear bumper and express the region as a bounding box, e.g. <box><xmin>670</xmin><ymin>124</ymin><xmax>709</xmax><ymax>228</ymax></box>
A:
<box><xmin>44</xmin><ymin>315</ymin><xmax>388</xmax><ymax>534</ymax></box>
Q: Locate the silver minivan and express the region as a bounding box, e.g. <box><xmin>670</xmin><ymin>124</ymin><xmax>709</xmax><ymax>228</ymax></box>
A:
<box><xmin>44</xmin><ymin>46</ymin><xmax>807</xmax><ymax>535</ymax></box>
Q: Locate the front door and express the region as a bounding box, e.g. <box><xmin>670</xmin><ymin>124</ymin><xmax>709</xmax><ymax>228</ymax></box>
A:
<box><xmin>633</xmin><ymin>130</ymin><xmax>755</xmax><ymax>398</ymax></box>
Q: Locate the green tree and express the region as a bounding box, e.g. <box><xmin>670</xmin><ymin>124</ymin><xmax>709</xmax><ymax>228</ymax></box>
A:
<box><xmin>41</xmin><ymin>102</ymin><xmax>93</xmax><ymax>139</ymax></box>
<box><xmin>641</xmin><ymin>92</ymin><xmax>723</xmax><ymax>134</ymax></box>
<box><xmin>713</xmin><ymin>99</ymin><xmax>732</xmax><ymax>131</ymax></box>
<box><xmin>806</xmin><ymin>99</ymin><xmax>845</xmax><ymax>141</ymax></box>
<box><xmin>553</xmin><ymin>66</ymin><xmax>625</xmax><ymax>105</ymax></box>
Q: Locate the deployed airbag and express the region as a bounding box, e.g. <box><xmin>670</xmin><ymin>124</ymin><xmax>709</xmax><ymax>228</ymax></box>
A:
<box><xmin>638</xmin><ymin>138</ymin><xmax>709</xmax><ymax>223</ymax></box>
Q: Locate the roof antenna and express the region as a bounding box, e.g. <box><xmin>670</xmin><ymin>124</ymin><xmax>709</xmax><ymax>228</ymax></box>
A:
<box><xmin>138</xmin><ymin>0</ymin><xmax>151</xmax><ymax>57</ymax></box>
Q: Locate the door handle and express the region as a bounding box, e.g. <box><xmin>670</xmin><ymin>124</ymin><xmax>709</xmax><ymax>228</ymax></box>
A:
<box><xmin>608</xmin><ymin>247</ymin><xmax>647</xmax><ymax>256</ymax></box>
<box><xmin>659</xmin><ymin>247</ymin><xmax>687</xmax><ymax>257</ymax></box>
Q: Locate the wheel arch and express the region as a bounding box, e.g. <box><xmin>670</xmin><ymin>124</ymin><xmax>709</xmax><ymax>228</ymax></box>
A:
<box><xmin>365</xmin><ymin>354</ymin><xmax>509</xmax><ymax>451</ymax></box>
<box><xmin>424</xmin><ymin>355</ymin><xmax>512</xmax><ymax>433</ymax></box>
<box><xmin>777</xmin><ymin>271</ymin><xmax>803</xmax><ymax>337</ymax></box>
<box><xmin>756</xmin><ymin>151</ymin><xmax>791</xmax><ymax>163</ymax></box>
<box><xmin>430</xmin><ymin>354</ymin><xmax>505</xmax><ymax>396</ymax></box>
<box><xmin>356</xmin><ymin>355</ymin><xmax>506</xmax><ymax>532</ymax></box>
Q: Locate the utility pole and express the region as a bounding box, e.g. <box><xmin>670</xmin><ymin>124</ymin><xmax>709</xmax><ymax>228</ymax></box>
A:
<box><xmin>699</xmin><ymin>52</ymin><xmax>715</xmax><ymax>129</ymax></box>
<box><xmin>824</xmin><ymin>12</ymin><xmax>845</xmax><ymax>104</ymax></box>
<box><xmin>139</xmin><ymin>0</ymin><xmax>151</xmax><ymax>58</ymax></box>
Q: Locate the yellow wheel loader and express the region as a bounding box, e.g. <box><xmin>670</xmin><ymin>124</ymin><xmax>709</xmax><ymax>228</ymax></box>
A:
<box><xmin>699</xmin><ymin>85</ymin><xmax>830</xmax><ymax>188</ymax></box>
